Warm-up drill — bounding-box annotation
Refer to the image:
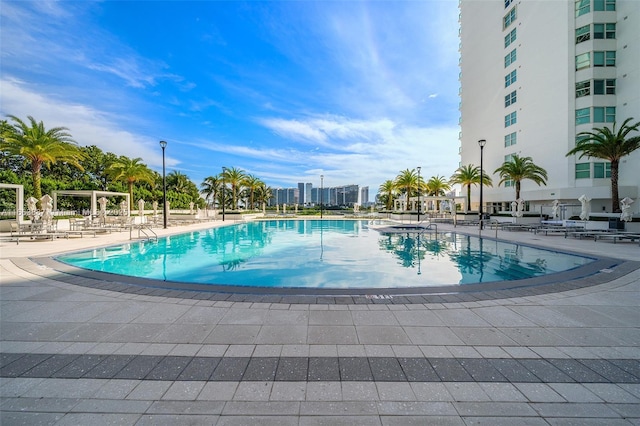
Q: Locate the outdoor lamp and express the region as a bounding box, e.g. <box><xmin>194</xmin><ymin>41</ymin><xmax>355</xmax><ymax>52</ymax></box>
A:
<box><xmin>417</xmin><ymin>166</ymin><xmax>421</xmax><ymax>223</ymax></box>
<box><xmin>159</xmin><ymin>140</ymin><xmax>168</xmax><ymax>229</ymax></box>
<box><xmin>478</xmin><ymin>139</ymin><xmax>486</xmax><ymax>231</ymax></box>
<box><xmin>222</xmin><ymin>166</ymin><xmax>227</xmax><ymax>222</ymax></box>
<box><xmin>320</xmin><ymin>174</ymin><xmax>324</xmax><ymax>219</ymax></box>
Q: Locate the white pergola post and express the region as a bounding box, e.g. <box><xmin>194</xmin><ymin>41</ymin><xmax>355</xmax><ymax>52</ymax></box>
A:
<box><xmin>0</xmin><ymin>184</ymin><xmax>25</xmax><ymax>225</ymax></box>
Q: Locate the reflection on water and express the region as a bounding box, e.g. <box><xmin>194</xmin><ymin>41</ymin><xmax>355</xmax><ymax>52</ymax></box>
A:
<box><xmin>58</xmin><ymin>220</ymin><xmax>594</xmax><ymax>289</ymax></box>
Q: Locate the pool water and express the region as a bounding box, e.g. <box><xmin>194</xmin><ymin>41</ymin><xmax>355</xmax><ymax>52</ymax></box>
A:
<box><xmin>58</xmin><ymin>220</ymin><xmax>595</xmax><ymax>289</ymax></box>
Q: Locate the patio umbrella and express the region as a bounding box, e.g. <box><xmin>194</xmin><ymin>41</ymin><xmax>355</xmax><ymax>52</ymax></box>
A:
<box><xmin>138</xmin><ymin>199</ymin><xmax>145</xmax><ymax>221</ymax></box>
<box><xmin>620</xmin><ymin>197</ymin><xmax>634</xmax><ymax>222</ymax></box>
<box><xmin>551</xmin><ymin>199</ymin><xmax>559</xmax><ymax>219</ymax></box>
<box><xmin>26</xmin><ymin>196</ymin><xmax>38</xmax><ymax>221</ymax></box>
<box><xmin>516</xmin><ymin>198</ymin><xmax>525</xmax><ymax>218</ymax></box>
<box><xmin>41</xmin><ymin>194</ymin><xmax>53</xmax><ymax>230</ymax></box>
<box><xmin>98</xmin><ymin>197</ymin><xmax>108</xmax><ymax>224</ymax></box>
<box><xmin>578</xmin><ymin>194</ymin><xmax>591</xmax><ymax>220</ymax></box>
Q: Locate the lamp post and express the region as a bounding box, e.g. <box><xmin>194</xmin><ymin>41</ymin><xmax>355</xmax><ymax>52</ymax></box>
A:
<box><xmin>320</xmin><ymin>174</ymin><xmax>324</xmax><ymax>219</ymax></box>
<box><xmin>478</xmin><ymin>139</ymin><xmax>486</xmax><ymax>231</ymax></box>
<box><xmin>222</xmin><ymin>167</ymin><xmax>227</xmax><ymax>222</ymax></box>
<box><xmin>159</xmin><ymin>140</ymin><xmax>168</xmax><ymax>229</ymax></box>
<box><xmin>416</xmin><ymin>166</ymin><xmax>421</xmax><ymax>223</ymax></box>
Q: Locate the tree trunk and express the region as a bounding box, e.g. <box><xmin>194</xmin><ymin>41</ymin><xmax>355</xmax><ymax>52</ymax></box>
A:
<box><xmin>611</xmin><ymin>160</ymin><xmax>620</xmax><ymax>212</ymax></box>
<box><xmin>128</xmin><ymin>181</ymin><xmax>134</xmax><ymax>210</ymax></box>
<box><xmin>466</xmin><ymin>184</ymin><xmax>471</xmax><ymax>212</ymax></box>
<box><xmin>515</xmin><ymin>181</ymin><xmax>521</xmax><ymax>200</ymax></box>
<box><xmin>32</xmin><ymin>161</ymin><xmax>43</xmax><ymax>208</ymax></box>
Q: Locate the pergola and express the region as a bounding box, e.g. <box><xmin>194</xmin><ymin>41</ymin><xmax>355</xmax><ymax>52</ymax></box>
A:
<box><xmin>394</xmin><ymin>194</ymin><xmax>467</xmax><ymax>213</ymax></box>
<box><xmin>52</xmin><ymin>190</ymin><xmax>130</xmax><ymax>217</ymax></box>
<box><xmin>0</xmin><ymin>183</ymin><xmax>25</xmax><ymax>224</ymax></box>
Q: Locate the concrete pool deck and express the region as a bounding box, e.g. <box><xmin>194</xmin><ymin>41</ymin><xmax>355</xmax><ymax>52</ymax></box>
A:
<box><xmin>1</xmin><ymin>219</ymin><xmax>639</xmax><ymax>425</ymax></box>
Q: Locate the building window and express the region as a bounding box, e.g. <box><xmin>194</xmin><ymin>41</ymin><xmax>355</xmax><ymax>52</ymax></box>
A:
<box><xmin>576</xmin><ymin>25</ymin><xmax>590</xmax><ymax>43</ymax></box>
<box><xmin>594</xmin><ymin>106</ymin><xmax>615</xmax><ymax>122</ymax></box>
<box><xmin>594</xmin><ymin>0</ymin><xmax>616</xmax><ymax>11</ymax></box>
<box><xmin>505</xmin><ymin>70</ymin><xmax>517</xmax><ymax>87</ymax></box>
<box><xmin>594</xmin><ymin>162</ymin><xmax>611</xmax><ymax>178</ymax></box>
<box><xmin>594</xmin><ymin>23</ymin><xmax>616</xmax><ymax>39</ymax></box>
<box><xmin>505</xmin><ymin>90</ymin><xmax>517</xmax><ymax>107</ymax></box>
<box><xmin>593</xmin><ymin>50</ymin><xmax>616</xmax><ymax>67</ymax></box>
<box><xmin>503</xmin><ymin>155</ymin><xmax>515</xmax><ymax>187</ymax></box>
<box><xmin>504</xmin><ymin>28</ymin><xmax>517</xmax><ymax>48</ymax></box>
<box><xmin>505</xmin><ymin>111</ymin><xmax>517</xmax><ymax>127</ymax></box>
<box><xmin>576</xmin><ymin>0</ymin><xmax>590</xmax><ymax>16</ymax></box>
<box><xmin>576</xmin><ymin>108</ymin><xmax>590</xmax><ymax>125</ymax></box>
<box><xmin>504</xmin><ymin>132</ymin><xmax>517</xmax><ymax>147</ymax></box>
<box><xmin>505</xmin><ymin>0</ymin><xmax>513</xmax><ymax>8</ymax></box>
<box><xmin>503</xmin><ymin>7</ymin><xmax>517</xmax><ymax>29</ymax></box>
<box><xmin>593</xmin><ymin>79</ymin><xmax>616</xmax><ymax>95</ymax></box>
<box><xmin>576</xmin><ymin>53</ymin><xmax>590</xmax><ymax>70</ymax></box>
<box><xmin>576</xmin><ymin>80</ymin><xmax>591</xmax><ymax>98</ymax></box>
<box><xmin>576</xmin><ymin>79</ymin><xmax>616</xmax><ymax>97</ymax></box>
<box><xmin>575</xmin><ymin>163</ymin><xmax>591</xmax><ymax>179</ymax></box>
<box><xmin>504</xmin><ymin>49</ymin><xmax>517</xmax><ymax>67</ymax></box>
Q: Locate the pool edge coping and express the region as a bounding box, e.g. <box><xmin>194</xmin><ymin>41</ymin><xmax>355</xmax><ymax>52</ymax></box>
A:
<box><xmin>20</xmin><ymin>254</ymin><xmax>639</xmax><ymax>304</ymax></box>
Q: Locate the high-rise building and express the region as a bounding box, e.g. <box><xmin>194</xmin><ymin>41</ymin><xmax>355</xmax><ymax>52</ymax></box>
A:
<box><xmin>459</xmin><ymin>0</ymin><xmax>639</xmax><ymax>214</ymax></box>
<box><xmin>305</xmin><ymin>183</ymin><xmax>313</xmax><ymax>206</ymax></box>
<box><xmin>360</xmin><ymin>186</ymin><xmax>370</xmax><ymax>205</ymax></box>
<box><xmin>270</xmin><ymin>188</ymin><xmax>299</xmax><ymax>206</ymax></box>
<box><xmin>297</xmin><ymin>183</ymin><xmax>306</xmax><ymax>205</ymax></box>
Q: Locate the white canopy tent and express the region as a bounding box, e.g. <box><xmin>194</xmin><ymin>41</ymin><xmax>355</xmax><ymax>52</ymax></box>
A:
<box><xmin>52</xmin><ymin>190</ymin><xmax>130</xmax><ymax>217</ymax></box>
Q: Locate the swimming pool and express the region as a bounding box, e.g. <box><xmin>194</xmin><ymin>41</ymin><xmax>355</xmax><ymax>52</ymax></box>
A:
<box><xmin>57</xmin><ymin>220</ymin><xmax>596</xmax><ymax>290</ymax></box>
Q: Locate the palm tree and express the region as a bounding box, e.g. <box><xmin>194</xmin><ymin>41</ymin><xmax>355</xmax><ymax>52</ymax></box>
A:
<box><xmin>425</xmin><ymin>175</ymin><xmax>451</xmax><ymax>210</ymax></box>
<box><xmin>106</xmin><ymin>157</ymin><xmax>155</xmax><ymax>209</ymax></box>
<box><xmin>221</xmin><ymin>167</ymin><xmax>246</xmax><ymax>210</ymax></box>
<box><xmin>166</xmin><ymin>171</ymin><xmax>191</xmax><ymax>194</ymax></box>
<box><xmin>494</xmin><ymin>154</ymin><xmax>548</xmax><ymax>200</ymax></box>
<box><xmin>394</xmin><ymin>168</ymin><xmax>421</xmax><ymax>210</ymax></box>
<box><xmin>425</xmin><ymin>175</ymin><xmax>451</xmax><ymax>197</ymax></box>
<box><xmin>566</xmin><ymin>118</ymin><xmax>640</xmax><ymax>212</ymax></box>
<box><xmin>242</xmin><ymin>174</ymin><xmax>263</xmax><ymax>210</ymax></box>
<box><xmin>254</xmin><ymin>183</ymin><xmax>272</xmax><ymax>209</ymax></box>
<box><xmin>450</xmin><ymin>164</ymin><xmax>493</xmax><ymax>212</ymax></box>
<box><xmin>378</xmin><ymin>180</ymin><xmax>397</xmax><ymax>210</ymax></box>
<box><xmin>201</xmin><ymin>175</ymin><xmax>222</xmax><ymax>207</ymax></box>
<box><xmin>1</xmin><ymin>115</ymin><xmax>85</xmax><ymax>203</ymax></box>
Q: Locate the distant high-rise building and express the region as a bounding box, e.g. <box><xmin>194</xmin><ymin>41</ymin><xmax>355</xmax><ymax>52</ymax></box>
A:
<box><xmin>459</xmin><ymin>0</ymin><xmax>639</xmax><ymax>214</ymax></box>
<box><xmin>360</xmin><ymin>186</ymin><xmax>369</xmax><ymax>205</ymax></box>
<box><xmin>297</xmin><ymin>183</ymin><xmax>305</xmax><ymax>205</ymax></box>
<box><xmin>305</xmin><ymin>183</ymin><xmax>313</xmax><ymax>206</ymax></box>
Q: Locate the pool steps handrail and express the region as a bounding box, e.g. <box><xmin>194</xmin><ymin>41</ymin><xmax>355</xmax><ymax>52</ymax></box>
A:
<box><xmin>130</xmin><ymin>223</ymin><xmax>158</xmax><ymax>242</ymax></box>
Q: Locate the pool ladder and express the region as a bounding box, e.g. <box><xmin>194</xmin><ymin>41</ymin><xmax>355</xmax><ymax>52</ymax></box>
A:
<box><xmin>129</xmin><ymin>224</ymin><xmax>158</xmax><ymax>242</ymax></box>
<box><xmin>417</xmin><ymin>220</ymin><xmax>438</xmax><ymax>237</ymax></box>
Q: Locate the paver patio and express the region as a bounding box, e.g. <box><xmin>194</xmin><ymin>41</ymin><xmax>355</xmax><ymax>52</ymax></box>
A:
<box><xmin>1</xmin><ymin>221</ymin><xmax>639</xmax><ymax>425</ymax></box>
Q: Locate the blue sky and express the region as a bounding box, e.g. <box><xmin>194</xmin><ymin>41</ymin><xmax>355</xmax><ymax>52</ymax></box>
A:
<box><xmin>1</xmin><ymin>1</ymin><xmax>461</xmax><ymax>201</ymax></box>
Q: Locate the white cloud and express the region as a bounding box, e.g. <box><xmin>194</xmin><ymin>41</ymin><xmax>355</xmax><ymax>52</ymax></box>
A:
<box><xmin>0</xmin><ymin>78</ymin><xmax>177</xmax><ymax>170</ymax></box>
<box><xmin>192</xmin><ymin>114</ymin><xmax>460</xmax><ymax>193</ymax></box>
<box><xmin>260</xmin><ymin>118</ymin><xmax>328</xmax><ymax>144</ymax></box>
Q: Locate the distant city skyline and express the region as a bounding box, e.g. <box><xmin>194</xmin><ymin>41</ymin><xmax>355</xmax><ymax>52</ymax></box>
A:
<box><xmin>271</xmin><ymin>183</ymin><xmax>370</xmax><ymax>206</ymax></box>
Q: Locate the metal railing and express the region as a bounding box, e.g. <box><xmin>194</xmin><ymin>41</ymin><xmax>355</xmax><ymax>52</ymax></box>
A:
<box><xmin>130</xmin><ymin>224</ymin><xmax>158</xmax><ymax>241</ymax></box>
